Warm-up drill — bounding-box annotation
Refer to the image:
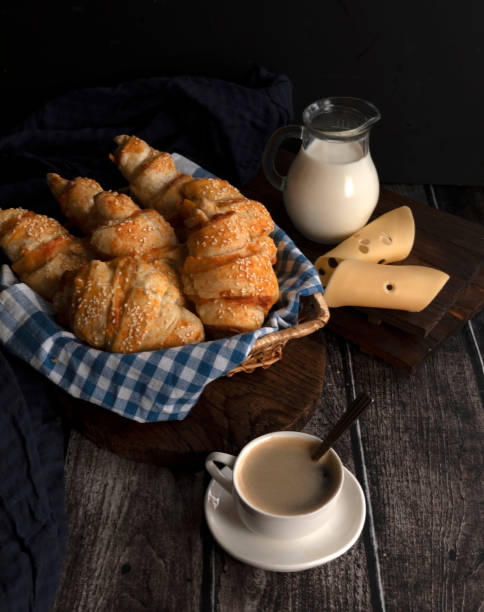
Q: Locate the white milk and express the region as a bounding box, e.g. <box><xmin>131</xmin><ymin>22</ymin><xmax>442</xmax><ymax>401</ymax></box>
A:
<box><xmin>283</xmin><ymin>139</ymin><xmax>379</xmax><ymax>244</ymax></box>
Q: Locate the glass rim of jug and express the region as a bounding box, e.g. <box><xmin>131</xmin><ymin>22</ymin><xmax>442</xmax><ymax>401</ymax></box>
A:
<box><xmin>302</xmin><ymin>97</ymin><xmax>381</xmax><ymax>141</ymax></box>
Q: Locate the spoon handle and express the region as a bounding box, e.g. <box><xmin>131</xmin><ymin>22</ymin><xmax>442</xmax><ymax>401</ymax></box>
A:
<box><xmin>311</xmin><ymin>393</ymin><xmax>373</xmax><ymax>461</ymax></box>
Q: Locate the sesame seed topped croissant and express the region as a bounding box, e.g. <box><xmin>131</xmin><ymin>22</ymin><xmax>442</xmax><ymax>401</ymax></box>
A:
<box><xmin>54</xmin><ymin>255</ymin><xmax>204</xmax><ymax>352</ymax></box>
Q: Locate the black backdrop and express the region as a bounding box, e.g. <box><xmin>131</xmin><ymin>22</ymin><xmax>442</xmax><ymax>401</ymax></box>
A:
<box><xmin>3</xmin><ymin>0</ymin><xmax>484</xmax><ymax>185</ymax></box>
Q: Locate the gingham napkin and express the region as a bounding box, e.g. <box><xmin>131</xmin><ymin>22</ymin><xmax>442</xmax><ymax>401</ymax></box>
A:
<box><xmin>0</xmin><ymin>156</ymin><xmax>322</xmax><ymax>422</ymax></box>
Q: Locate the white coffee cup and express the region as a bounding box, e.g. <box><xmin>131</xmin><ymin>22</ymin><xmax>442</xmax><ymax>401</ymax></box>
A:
<box><xmin>205</xmin><ymin>431</ymin><xmax>344</xmax><ymax>540</ymax></box>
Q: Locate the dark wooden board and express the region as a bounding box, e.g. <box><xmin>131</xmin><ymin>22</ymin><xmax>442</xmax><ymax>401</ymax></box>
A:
<box><xmin>327</xmin><ymin>268</ymin><xmax>484</xmax><ymax>372</ymax></box>
<box><xmin>59</xmin><ymin>332</ymin><xmax>326</xmax><ymax>468</ymax></box>
<box><xmin>244</xmin><ymin>165</ymin><xmax>484</xmax><ymax>371</ymax></box>
<box><xmin>355</xmin><ymin>190</ymin><xmax>484</xmax><ymax>337</ymax></box>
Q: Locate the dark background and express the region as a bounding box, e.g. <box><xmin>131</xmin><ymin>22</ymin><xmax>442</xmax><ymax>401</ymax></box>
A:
<box><xmin>2</xmin><ymin>0</ymin><xmax>483</xmax><ymax>185</ymax></box>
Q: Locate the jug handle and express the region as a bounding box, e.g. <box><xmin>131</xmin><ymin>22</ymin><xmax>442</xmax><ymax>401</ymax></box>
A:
<box><xmin>262</xmin><ymin>125</ymin><xmax>303</xmax><ymax>191</ymax></box>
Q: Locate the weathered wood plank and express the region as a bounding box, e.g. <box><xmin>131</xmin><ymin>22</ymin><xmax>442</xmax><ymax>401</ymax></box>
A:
<box><xmin>466</xmin><ymin>310</ymin><xmax>484</xmax><ymax>372</ymax></box>
<box><xmin>52</xmin><ymin>432</ymin><xmax>205</xmax><ymax>612</ymax></box>
<box><xmin>349</xmin><ymin>330</ymin><xmax>484</xmax><ymax>612</ymax></box>
<box><xmin>213</xmin><ymin>330</ymin><xmax>373</xmax><ymax>612</ymax></box>
<box><xmin>435</xmin><ymin>184</ymin><xmax>483</xmax><ymax>382</ymax></box>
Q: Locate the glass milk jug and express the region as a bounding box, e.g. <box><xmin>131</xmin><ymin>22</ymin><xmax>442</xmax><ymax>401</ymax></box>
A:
<box><xmin>263</xmin><ymin>97</ymin><xmax>381</xmax><ymax>244</ymax></box>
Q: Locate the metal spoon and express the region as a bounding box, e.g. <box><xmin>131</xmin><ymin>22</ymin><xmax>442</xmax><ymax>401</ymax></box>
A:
<box><xmin>311</xmin><ymin>392</ymin><xmax>373</xmax><ymax>461</ymax></box>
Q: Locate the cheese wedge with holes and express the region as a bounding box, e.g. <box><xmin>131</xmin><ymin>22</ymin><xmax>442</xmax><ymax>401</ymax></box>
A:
<box><xmin>324</xmin><ymin>260</ymin><xmax>449</xmax><ymax>311</ymax></box>
<box><xmin>315</xmin><ymin>206</ymin><xmax>415</xmax><ymax>286</ymax></box>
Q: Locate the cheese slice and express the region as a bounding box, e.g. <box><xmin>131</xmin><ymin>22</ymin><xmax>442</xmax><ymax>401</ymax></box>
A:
<box><xmin>324</xmin><ymin>260</ymin><xmax>449</xmax><ymax>312</ymax></box>
<box><xmin>315</xmin><ymin>206</ymin><xmax>415</xmax><ymax>287</ymax></box>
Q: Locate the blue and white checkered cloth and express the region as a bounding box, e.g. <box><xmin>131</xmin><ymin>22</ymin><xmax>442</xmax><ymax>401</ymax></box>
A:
<box><xmin>0</xmin><ymin>155</ymin><xmax>323</xmax><ymax>422</ymax></box>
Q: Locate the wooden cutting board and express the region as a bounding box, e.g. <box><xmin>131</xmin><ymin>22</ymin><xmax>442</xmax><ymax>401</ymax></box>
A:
<box><xmin>244</xmin><ymin>167</ymin><xmax>484</xmax><ymax>372</ymax></box>
<box><xmin>59</xmin><ymin>331</ymin><xmax>326</xmax><ymax>468</ymax></box>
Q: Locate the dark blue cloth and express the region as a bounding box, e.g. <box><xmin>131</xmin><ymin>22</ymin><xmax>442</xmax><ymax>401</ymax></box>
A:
<box><xmin>0</xmin><ymin>66</ymin><xmax>292</xmax><ymax>215</ymax></box>
<box><xmin>0</xmin><ymin>67</ymin><xmax>292</xmax><ymax>611</ymax></box>
<box><xmin>0</xmin><ymin>350</ymin><xmax>67</xmax><ymax>612</ymax></box>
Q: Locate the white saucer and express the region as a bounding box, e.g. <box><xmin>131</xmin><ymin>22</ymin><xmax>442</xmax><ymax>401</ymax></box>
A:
<box><xmin>204</xmin><ymin>467</ymin><xmax>366</xmax><ymax>572</ymax></box>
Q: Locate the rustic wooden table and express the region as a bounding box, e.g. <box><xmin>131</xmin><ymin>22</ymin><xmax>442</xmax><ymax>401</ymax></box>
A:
<box><xmin>52</xmin><ymin>181</ymin><xmax>483</xmax><ymax>612</ymax></box>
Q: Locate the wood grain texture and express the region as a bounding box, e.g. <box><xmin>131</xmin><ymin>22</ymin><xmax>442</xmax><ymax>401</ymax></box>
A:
<box><xmin>52</xmin><ymin>432</ymin><xmax>205</xmax><ymax>612</ymax></box>
<box><xmin>349</xmin><ymin>330</ymin><xmax>484</xmax><ymax>612</ymax></box>
<box><xmin>58</xmin><ymin>332</ymin><xmax>326</xmax><ymax>468</ymax></box>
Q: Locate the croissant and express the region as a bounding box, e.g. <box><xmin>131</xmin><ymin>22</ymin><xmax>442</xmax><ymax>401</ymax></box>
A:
<box><xmin>54</xmin><ymin>256</ymin><xmax>205</xmax><ymax>352</ymax></box>
<box><xmin>110</xmin><ymin>135</ymin><xmax>242</xmax><ymax>221</ymax></box>
<box><xmin>47</xmin><ymin>173</ymin><xmax>177</xmax><ymax>258</ymax></box>
<box><xmin>109</xmin><ymin>135</ymin><xmax>190</xmax><ymax>220</ymax></box>
<box><xmin>0</xmin><ymin>208</ymin><xmax>94</xmax><ymax>300</ymax></box>
<box><xmin>181</xmin><ymin>201</ymin><xmax>279</xmax><ymax>334</ymax></box>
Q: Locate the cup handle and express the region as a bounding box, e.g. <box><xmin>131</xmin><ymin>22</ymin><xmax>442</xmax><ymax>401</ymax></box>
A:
<box><xmin>262</xmin><ymin>124</ymin><xmax>303</xmax><ymax>191</ymax></box>
<box><xmin>205</xmin><ymin>451</ymin><xmax>237</xmax><ymax>494</ymax></box>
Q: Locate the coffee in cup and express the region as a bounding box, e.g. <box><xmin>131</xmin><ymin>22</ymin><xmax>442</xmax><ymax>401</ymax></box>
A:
<box><xmin>236</xmin><ymin>435</ymin><xmax>340</xmax><ymax>515</ymax></box>
<box><xmin>205</xmin><ymin>431</ymin><xmax>344</xmax><ymax>540</ymax></box>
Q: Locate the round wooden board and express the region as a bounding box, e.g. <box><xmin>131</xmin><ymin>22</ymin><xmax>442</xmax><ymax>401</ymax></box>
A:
<box><xmin>59</xmin><ymin>332</ymin><xmax>326</xmax><ymax>469</ymax></box>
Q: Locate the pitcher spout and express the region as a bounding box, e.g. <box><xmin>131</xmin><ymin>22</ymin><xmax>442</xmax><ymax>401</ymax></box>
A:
<box><xmin>303</xmin><ymin>97</ymin><xmax>381</xmax><ymax>141</ymax></box>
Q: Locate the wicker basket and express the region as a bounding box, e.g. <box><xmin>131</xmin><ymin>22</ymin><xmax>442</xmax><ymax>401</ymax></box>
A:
<box><xmin>227</xmin><ymin>292</ymin><xmax>329</xmax><ymax>376</ymax></box>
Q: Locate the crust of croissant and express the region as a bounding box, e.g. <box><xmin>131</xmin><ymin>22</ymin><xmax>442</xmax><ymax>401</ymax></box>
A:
<box><xmin>141</xmin><ymin>245</ymin><xmax>187</xmax><ymax>270</ymax></box>
<box><xmin>183</xmin><ymin>254</ymin><xmax>279</xmax><ymax>300</ymax></box>
<box><xmin>179</xmin><ymin>198</ymin><xmax>274</xmax><ymax>242</ymax></box>
<box><xmin>84</xmin><ymin>190</ymin><xmax>139</xmax><ymax>229</ymax></box>
<box><xmin>72</xmin><ymin>260</ymin><xmax>112</xmax><ymax>347</ymax></box>
<box><xmin>139</xmin><ymin>246</ymin><xmax>187</xmax><ymax>298</ymax></box>
<box><xmin>181</xmin><ymin>178</ymin><xmax>241</xmax><ymax>204</ymax></box>
<box><xmin>216</xmin><ymin>199</ymin><xmax>274</xmax><ymax>238</ymax></box>
<box><xmin>15</xmin><ymin>244</ymin><xmax>94</xmax><ymax>301</ymax></box>
<box><xmin>10</xmin><ymin>234</ymin><xmax>94</xmax><ymax>300</ymax></box>
<box><xmin>150</xmin><ymin>174</ymin><xmax>193</xmax><ymax>219</ymax></box>
<box><xmin>110</xmin><ymin>135</ymin><xmax>179</xmax><ymax>206</ymax></box>
<box><xmin>197</xmin><ymin>301</ymin><xmax>267</xmax><ymax>335</ymax></box>
<box><xmin>0</xmin><ymin>208</ymin><xmax>32</xmax><ymax>234</ymax></box>
<box><xmin>0</xmin><ymin>208</ymin><xmax>94</xmax><ymax>300</ymax></box>
<box><xmin>130</xmin><ymin>153</ymin><xmax>179</xmax><ymax>203</ymax></box>
<box><xmin>90</xmin><ymin>207</ymin><xmax>176</xmax><ymax>258</ymax></box>
<box><xmin>110</xmin><ymin>285</ymin><xmax>169</xmax><ymax>353</ymax></box>
<box><xmin>11</xmin><ymin>236</ymin><xmax>88</xmax><ymax>274</ymax></box>
<box><xmin>182</xmin><ymin>240</ymin><xmax>276</xmax><ymax>274</ymax></box>
<box><xmin>54</xmin><ymin>257</ymin><xmax>205</xmax><ymax>352</ymax></box>
<box><xmin>110</xmin><ymin>134</ymin><xmax>148</xmax><ymax>177</ymax></box>
<box><xmin>182</xmin><ymin>253</ymin><xmax>279</xmax><ymax>334</ymax></box>
<box><xmin>186</xmin><ymin>240</ymin><xmax>277</xmax><ymax>269</ymax></box>
<box><xmin>46</xmin><ymin>173</ymin><xmax>103</xmax><ymax>233</ymax></box>
<box><xmin>0</xmin><ymin>210</ymin><xmax>69</xmax><ymax>262</ymax></box>
<box><xmin>185</xmin><ymin>211</ymin><xmax>276</xmax><ymax>262</ymax></box>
